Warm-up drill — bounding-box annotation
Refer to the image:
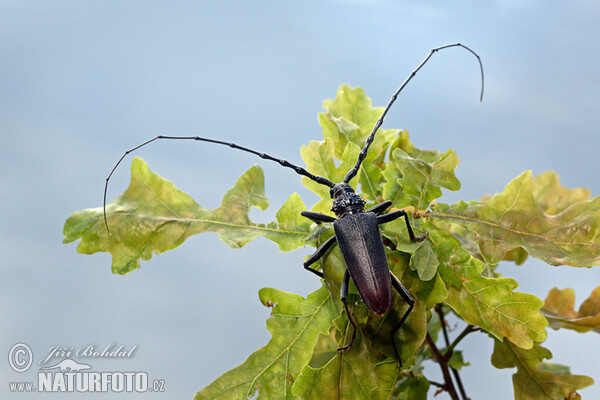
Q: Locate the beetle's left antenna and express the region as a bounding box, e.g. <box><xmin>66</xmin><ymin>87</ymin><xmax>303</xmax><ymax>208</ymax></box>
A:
<box><xmin>343</xmin><ymin>43</ymin><xmax>484</xmax><ymax>184</ymax></box>
<box><xmin>103</xmin><ymin>135</ymin><xmax>336</xmax><ymax>234</ymax></box>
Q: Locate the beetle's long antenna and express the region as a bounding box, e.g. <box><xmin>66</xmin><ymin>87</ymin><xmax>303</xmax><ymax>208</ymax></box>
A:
<box><xmin>103</xmin><ymin>135</ymin><xmax>335</xmax><ymax>233</ymax></box>
<box><xmin>343</xmin><ymin>43</ymin><xmax>484</xmax><ymax>184</ymax></box>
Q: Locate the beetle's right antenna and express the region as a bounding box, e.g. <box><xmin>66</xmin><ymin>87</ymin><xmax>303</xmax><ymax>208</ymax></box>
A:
<box><xmin>343</xmin><ymin>43</ymin><xmax>484</xmax><ymax>184</ymax></box>
<box><xmin>103</xmin><ymin>135</ymin><xmax>336</xmax><ymax>234</ymax></box>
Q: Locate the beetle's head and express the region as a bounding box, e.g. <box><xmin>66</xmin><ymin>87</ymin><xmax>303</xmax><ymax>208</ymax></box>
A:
<box><xmin>330</xmin><ymin>183</ymin><xmax>365</xmax><ymax>217</ymax></box>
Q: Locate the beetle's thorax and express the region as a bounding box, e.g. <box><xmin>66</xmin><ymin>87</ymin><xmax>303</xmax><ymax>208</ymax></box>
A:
<box><xmin>330</xmin><ymin>183</ymin><xmax>366</xmax><ymax>217</ymax></box>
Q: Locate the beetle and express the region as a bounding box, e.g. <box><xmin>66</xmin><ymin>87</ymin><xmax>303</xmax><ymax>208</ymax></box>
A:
<box><xmin>103</xmin><ymin>43</ymin><xmax>484</xmax><ymax>361</ymax></box>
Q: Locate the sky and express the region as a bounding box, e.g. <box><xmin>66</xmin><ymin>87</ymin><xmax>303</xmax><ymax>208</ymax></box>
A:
<box><xmin>1</xmin><ymin>1</ymin><xmax>599</xmax><ymax>399</ymax></box>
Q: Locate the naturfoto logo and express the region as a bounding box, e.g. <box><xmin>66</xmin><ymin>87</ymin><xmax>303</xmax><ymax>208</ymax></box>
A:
<box><xmin>8</xmin><ymin>342</ymin><xmax>165</xmax><ymax>394</ymax></box>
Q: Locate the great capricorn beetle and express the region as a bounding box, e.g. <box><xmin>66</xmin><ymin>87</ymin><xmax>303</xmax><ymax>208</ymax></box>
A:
<box><xmin>103</xmin><ymin>43</ymin><xmax>484</xmax><ymax>361</ymax></box>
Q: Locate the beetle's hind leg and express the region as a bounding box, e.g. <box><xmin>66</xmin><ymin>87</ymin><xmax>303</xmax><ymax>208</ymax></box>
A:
<box><xmin>389</xmin><ymin>271</ymin><xmax>415</xmax><ymax>365</ymax></box>
<box><xmin>337</xmin><ymin>269</ymin><xmax>358</xmax><ymax>352</ymax></box>
<box><xmin>377</xmin><ymin>209</ymin><xmax>428</xmax><ymax>242</ymax></box>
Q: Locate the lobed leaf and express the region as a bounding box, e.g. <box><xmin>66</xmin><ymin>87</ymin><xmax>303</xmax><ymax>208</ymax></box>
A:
<box><xmin>491</xmin><ymin>338</ymin><xmax>594</xmax><ymax>400</ymax></box>
<box><xmin>532</xmin><ymin>171</ymin><xmax>591</xmax><ymax>215</ymax></box>
<box><xmin>382</xmin><ymin>131</ymin><xmax>461</xmax><ymax>210</ymax></box>
<box><xmin>429</xmin><ymin>225</ymin><xmax>548</xmax><ymax>349</ymax></box>
<box><xmin>300</xmin><ymin>138</ymin><xmax>359</xmax><ymax>211</ymax></box>
<box><xmin>292</xmin><ymin>309</ymin><xmax>429</xmax><ymax>400</ymax></box>
<box><xmin>379</xmin><ymin>214</ymin><xmax>438</xmax><ymax>282</ymax></box>
<box><xmin>431</xmin><ymin>171</ymin><xmax>600</xmax><ymax>268</ymax></box>
<box><xmin>195</xmin><ymin>285</ymin><xmax>338</xmax><ymax>399</ymax></box>
<box><xmin>542</xmin><ymin>286</ymin><xmax>600</xmax><ymax>333</ymax></box>
<box><xmin>63</xmin><ymin>158</ymin><xmax>311</xmax><ymax>274</ymax></box>
<box><xmin>373</xmin><ymin>367</ymin><xmax>430</xmax><ymax>400</ymax></box>
<box><xmin>291</xmin><ymin>334</ymin><xmax>385</xmax><ymax>400</ymax></box>
<box><xmin>318</xmin><ymin>84</ymin><xmax>398</xmax><ymax>202</ymax></box>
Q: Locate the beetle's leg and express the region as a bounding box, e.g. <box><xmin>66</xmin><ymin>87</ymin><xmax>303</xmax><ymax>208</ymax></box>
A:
<box><xmin>389</xmin><ymin>271</ymin><xmax>415</xmax><ymax>364</ymax></box>
<box><xmin>337</xmin><ymin>269</ymin><xmax>358</xmax><ymax>352</ymax></box>
<box><xmin>377</xmin><ymin>210</ymin><xmax>428</xmax><ymax>242</ymax></box>
<box><xmin>303</xmin><ymin>235</ymin><xmax>337</xmax><ymax>278</ymax></box>
<box><xmin>365</xmin><ymin>200</ymin><xmax>392</xmax><ymax>216</ymax></box>
<box><xmin>301</xmin><ymin>210</ymin><xmax>336</xmax><ymax>224</ymax></box>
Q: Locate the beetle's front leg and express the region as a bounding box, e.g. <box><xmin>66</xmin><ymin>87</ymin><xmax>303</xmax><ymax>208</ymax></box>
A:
<box><xmin>301</xmin><ymin>210</ymin><xmax>336</xmax><ymax>224</ymax></box>
<box><xmin>301</xmin><ymin>210</ymin><xmax>337</xmax><ymax>277</ymax></box>
<box><xmin>377</xmin><ymin>209</ymin><xmax>428</xmax><ymax>242</ymax></box>
<box><xmin>303</xmin><ymin>235</ymin><xmax>337</xmax><ymax>278</ymax></box>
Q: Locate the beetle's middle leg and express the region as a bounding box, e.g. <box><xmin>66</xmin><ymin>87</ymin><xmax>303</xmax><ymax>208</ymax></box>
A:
<box><xmin>389</xmin><ymin>271</ymin><xmax>415</xmax><ymax>363</ymax></box>
<box><xmin>377</xmin><ymin>209</ymin><xmax>428</xmax><ymax>242</ymax></box>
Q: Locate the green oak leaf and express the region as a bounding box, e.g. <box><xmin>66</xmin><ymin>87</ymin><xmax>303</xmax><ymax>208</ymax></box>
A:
<box><xmin>320</xmin><ymin>85</ymin><xmax>387</xmax><ymax>149</ymax></box>
<box><xmin>447</xmin><ymin>350</ymin><xmax>470</xmax><ymax>371</ymax></box>
<box><xmin>542</xmin><ymin>286</ymin><xmax>600</xmax><ymax>333</ymax></box>
<box><xmin>291</xmin><ymin>333</ymin><xmax>385</xmax><ymax>400</ymax></box>
<box><xmin>387</xmin><ymin>251</ymin><xmax>447</xmax><ymax>313</ymax></box>
<box><xmin>372</xmin><ymin>362</ymin><xmax>430</xmax><ymax>400</ymax></box>
<box><xmin>292</xmin><ymin>312</ymin><xmax>428</xmax><ymax>400</ymax></box>
<box><xmin>63</xmin><ymin>158</ymin><xmax>311</xmax><ymax>274</ymax></box>
<box><xmin>428</xmin><ymin>225</ymin><xmax>548</xmax><ymax>349</ymax></box>
<box><xmin>491</xmin><ymin>338</ymin><xmax>594</xmax><ymax>400</ymax></box>
<box><xmin>380</xmin><ymin>216</ymin><xmax>438</xmax><ymax>282</ymax></box>
<box><xmin>431</xmin><ymin>170</ymin><xmax>600</xmax><ymax>267</ymax></box>
<box><xmin>319</xmin><ymin>84</ymin><xmax>397</xmax><ymax>162</ymax></box>
<box><xmin>195</xmin><ymin>285</ymin><xmax>338</xmax><ymax>400</ymax></box>
<box><xmin>383</xmin><ymin>130</ymin><xmax>461</xmax><ymax>210</ymax></box>
<box><xmin>299</xmin><ymin>138</ymin><xmax>360</xmax><ymax>211</ymax></box>
<box><xmin>318</xmin><ymin>85</ymin><xmax>397</xmax><ymax>202</ymax></box>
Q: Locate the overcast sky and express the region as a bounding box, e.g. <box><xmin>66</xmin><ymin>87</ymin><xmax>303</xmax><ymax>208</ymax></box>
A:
<box><xmin>1</xmin><ymin>1</ymin><xmax>599</xmax><ymax>399</ymax></box>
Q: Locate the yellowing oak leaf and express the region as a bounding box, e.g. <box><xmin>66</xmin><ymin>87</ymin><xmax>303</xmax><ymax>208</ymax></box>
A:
<box><xmin>429</xmin><ymin>226</ymin><xmax>547</xmax><ymax>349</ymax></box>
<box><xmin>63</xmin><ymin>158</ymin><xmax>311</xmax><ymax>274</ymax></box>
<box><xmin>542</xmin><ymin>286</ymin><xmax>600</xmax><ymax>333</ymax></box>
<box><xmin>431</xmin><ymin>171</ymin><xmax>600</xmax><ymax>267</ymax></box>
<box><xmin>491</xmin><ymin>339</ymin><xmax>594</xmax><ymax>400</ymax></box>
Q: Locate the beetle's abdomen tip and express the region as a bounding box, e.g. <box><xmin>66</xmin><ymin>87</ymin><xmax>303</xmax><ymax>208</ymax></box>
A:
<box><xmin>365</xmin><ymin>294</ymin><xmax>394</xmax><ymax>316</ymax></box>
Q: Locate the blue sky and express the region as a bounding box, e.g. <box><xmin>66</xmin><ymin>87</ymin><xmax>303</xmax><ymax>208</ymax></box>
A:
<box><xmin>1</xmin><ymin>1</ymin><xmax>599</xmax><ymax>399</ymax></box>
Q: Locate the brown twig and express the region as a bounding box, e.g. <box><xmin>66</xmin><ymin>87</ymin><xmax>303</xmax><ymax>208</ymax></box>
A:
<box><xmin>425</xmin><ymin>332</ymin><xmax>459</xmax><ymax>400</ymax></box>
<box><xmin>444</xmin><ymin>324</ymin><xmax>479</xmax><ymax>359</ymax></box>
<box><xmin>435</xmin><ymin>305</ymin><xmax>471</xmax><ymax>400</ymax></box>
